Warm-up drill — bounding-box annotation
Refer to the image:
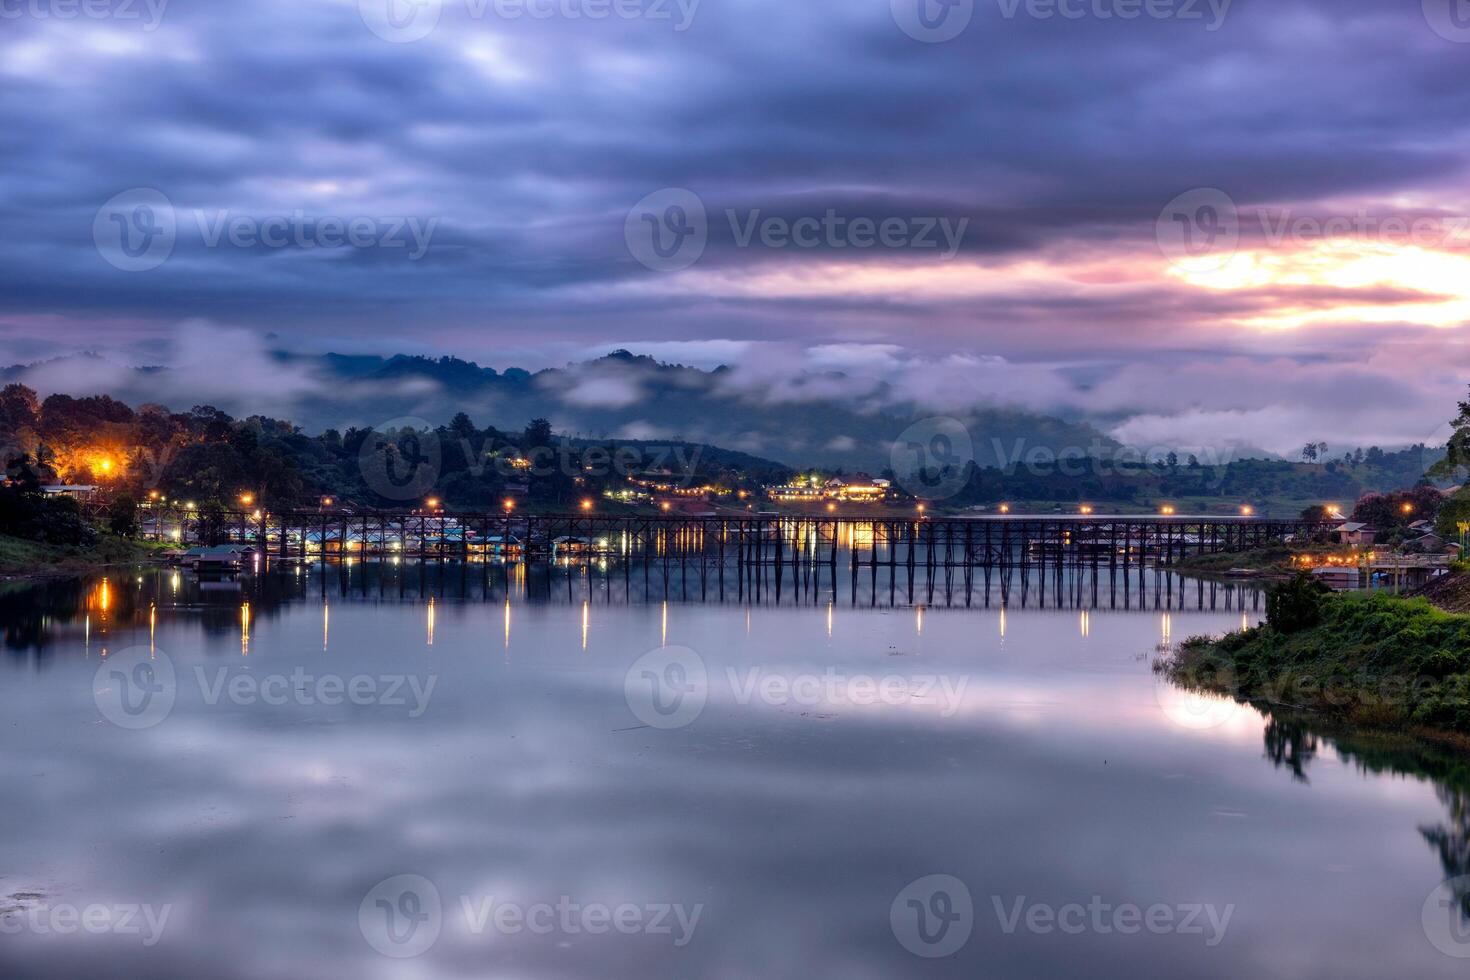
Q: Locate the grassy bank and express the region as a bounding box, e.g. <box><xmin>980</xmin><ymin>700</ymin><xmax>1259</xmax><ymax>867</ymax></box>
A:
<box><xmin>1158</xmin><ymin>586</ymin><xmax>1470</xmax><ymax>740</ymax></box>
<box><xmin>0</xmin><ymin>533</ymin><xmax>168</xmax><ymax>581</ymax></box>
<box><xmin>1169</xmin><ymin>542</ymin><xmax>1295</xmax><ymax>576</ymax></box>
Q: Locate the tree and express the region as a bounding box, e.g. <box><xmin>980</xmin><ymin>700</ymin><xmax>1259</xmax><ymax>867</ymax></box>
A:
<box><xmin>1430</xmin><ymin>385</ymin><xmax>1470</xmax><ymax>483</ymax></box>
<box><xmin>1301</xmin><ymin>443</ymin><xmax>1319</xmax><ymax>463</ymax></box>
<box><xmin>107</xmin><ymin>494</ymin><xmax>139</xmax><ymax>537</ymax></box>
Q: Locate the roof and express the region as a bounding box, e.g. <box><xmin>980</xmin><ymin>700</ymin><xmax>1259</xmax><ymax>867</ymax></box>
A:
<box><xmin>1336</xmin><ymin>522</ymin><xmax>1372</xmax><ymax>533</ymax></box>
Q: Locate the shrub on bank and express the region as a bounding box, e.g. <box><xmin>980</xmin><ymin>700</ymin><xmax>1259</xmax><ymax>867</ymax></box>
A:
<box><xmin>1166</xmin><ymin>591</ymin><xmax>1470</xmax><ymax>736</ymax></box>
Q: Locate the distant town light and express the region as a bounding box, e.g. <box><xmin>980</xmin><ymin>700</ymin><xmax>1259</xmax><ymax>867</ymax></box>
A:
<box><xmin>1241</xmin><ymin>505</ymin><xmax>1254</xmax><ymax>516</ymax></box>
<box><xmin>1402</xmin><ymin>502</ymin><xmax>1415</xmax><ymax>514</ymax></box>
<box><xmin>426</xmin><ymin>497</ymin><xmax>441</xmax><ymax>510</ymax></box>
<box><xmin>1080</xmin><ymin>505</ymin><xmax>1094</xmax><ymax>515</ymax></box>
<box><xmin>660</xmin><ymin>501</ymin><xmax>671</xmax><ymax>512</ymax></box>
<box><xmin>999</xmin><ymin>503</ymin><xmax>1010</xmax><ymax>514</ymax></box>
<box><xmin>581</xmin><ymin>499</ymin><xmax>593</xmax><ymax>511</ymax></box>
<box><xmin>1160</xmin><ymin>505</ymin><xmax>1175</xmax><ymax>516</ymax></box>
<box><xmin>321</xmin><ymin>496</ymin><xmax>334</xmax><ymax>507</ymax></box>
<box><xmin>502</xmin><ymin>498</ymin><xmax>515</xmax><ymax>511</ymax></box>
<box><xmin>916</xmin><ymin>503</ymin><xmax>926</xmax><ymax>514</ymax></box>
<box><xmin>239</xmin><ymin>492</ymin><xmax>254</xmax><ymax>506</ymax></box>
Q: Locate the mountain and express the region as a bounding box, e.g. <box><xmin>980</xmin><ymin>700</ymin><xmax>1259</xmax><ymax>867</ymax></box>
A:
<box><xmin>1</xmin><ymin>349</ymin><xmax>1115</xmax><ymax>472</ymax></box>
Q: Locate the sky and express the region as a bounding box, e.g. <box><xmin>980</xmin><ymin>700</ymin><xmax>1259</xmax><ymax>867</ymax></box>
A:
<box><xmin>4</xmin><ymin>0</ymin><xmax>1470</xmax><ymax>454</ymax></box>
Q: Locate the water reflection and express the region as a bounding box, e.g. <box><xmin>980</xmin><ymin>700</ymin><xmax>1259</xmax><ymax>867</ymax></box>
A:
<box><xmin>0</xmin><ymin>566</ymin><xmax>1464</xmax><ymax>978</ymax></box>
<box><xmin>1257</xmin><ymin>713</ymin><xmax>1470</xmax><ymax>922</ymax></box>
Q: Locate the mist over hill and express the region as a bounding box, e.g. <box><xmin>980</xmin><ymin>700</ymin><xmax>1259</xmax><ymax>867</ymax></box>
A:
<box><xmin>1</xmin><ymin>348</ymin><xmax>1115</xmax><ymax>473</ymax></box>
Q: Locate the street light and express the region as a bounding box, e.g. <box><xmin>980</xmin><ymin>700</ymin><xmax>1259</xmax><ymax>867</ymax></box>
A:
<box><xmin>239</xmin><ymin>492</ymin><xmax>254</xmax><ymax>507</ymax></box>
<box><xmin>1241</xmin><ymin>505</ymin><xmax>1254</xmax><ymax>516</ymax></box>
<box><xmin>580</xmin><ymin>499</ymin><xmax>593</xmax><ymax>512</ymax></box>
<box><xmin>426</xmin><ymin>497</ymin><xmax>441</xmax><ymax>511</ymax></box>
<box><xmin>502</xmin><ymin>498</ymin><xmax>515</xmax><ymax>512</ymax></box>
<box><xmin>999</xmin><ymin>503</ymin><xmax>1010</xmax><ymax>514</ymax></box>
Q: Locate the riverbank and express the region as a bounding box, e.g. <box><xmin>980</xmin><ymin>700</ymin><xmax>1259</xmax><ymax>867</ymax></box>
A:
<box><xmin>0</xmin><ymin>534</ymin><xmax>168</xmax><ymax>582</ymax></box>
<box><xmin>1157</xmin><ymin>588</ymin><xmax>1470</xmax><ymax>741</ymax></box>
<box><xmin>1412</xmin><ymin>570</ymin><xmax>1470</xmax><ymax>613</ymax></box>
<box><xmin>1168</xmin><ymin>542</ymin><xmax>1296</xmax><ymax>577</ymax></box>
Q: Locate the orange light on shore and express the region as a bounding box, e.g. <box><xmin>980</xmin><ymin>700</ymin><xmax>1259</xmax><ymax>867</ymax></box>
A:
<box><xmin>660</xmin><ymin>501</ymin><xmax>672</xmax><ymax>512</ymax></box>
<box><xmin>321</xmin><ymin>496</ymin><xmax>334</xmax><ymax>507</ymax></box>
<box><xmin>1402</xmin><ymin>502</ymin><xmax>1415</xmax><ymax>514</ymax></box>
<box><xmin>826</xmin><ymin>502</ymin><xmax>836</xmax><ymax>513</ymax></box>
<box><xmin>1241</xmin><ymin>505</ymin><xmax>1254</xmax><ymax>516</ymax></box>
<box><xmin>1160</xmin><ymin>505</ymin><xmax>1176</xmax><ymax>516</ymax></box>
<box><xmin>1080</xmin><ymin>505</ymin><xmax>1094</xmax><ymax>515</ymax></box>
<box><xmin>239</xmin><ymin>492</ymin><xmax>254</xmax><ymax>507</ymax></box>
<box><xmin>581</xmin><ymin>499</ymin><xmax>594</xmax><ymax>511</ymax></box>
<box><xmin>999</xmin><ymin>503</ymin><xmax>1010</xmax><ymax>514</ymax></box>
<box><xmin>426</xmin><ymin>497</ymin><xmax>441</xmax><ymax>511</ymax></box>
<box><xmin>502</xmin><ymin>498</ymin><xmax>515</xmax><ymax>511</ymax></box>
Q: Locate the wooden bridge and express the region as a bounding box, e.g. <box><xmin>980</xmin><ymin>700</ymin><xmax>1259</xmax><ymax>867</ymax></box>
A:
<box><xmin>145</xmin><ymin>509</ymin><xmax>1328</xmax><ymax>605</ymax></box>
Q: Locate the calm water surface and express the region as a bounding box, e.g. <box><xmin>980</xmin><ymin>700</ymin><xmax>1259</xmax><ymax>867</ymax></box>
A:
<box><xmin>0</xmin><ymin>562</ymin><xmax>1465</xmax><ymax>978</ymax></box>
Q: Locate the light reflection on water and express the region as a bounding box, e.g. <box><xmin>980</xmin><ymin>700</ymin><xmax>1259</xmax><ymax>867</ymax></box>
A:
<box><xmin>0</xmin><ymin>564</ymin><xmax>1464</xmax><ymax>979</ymax></box>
